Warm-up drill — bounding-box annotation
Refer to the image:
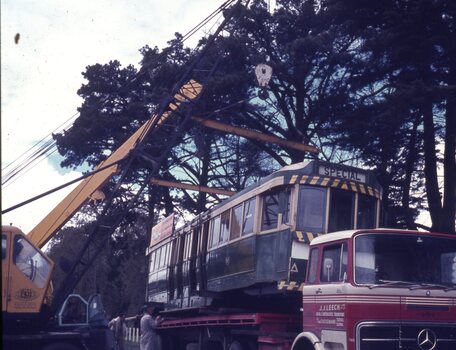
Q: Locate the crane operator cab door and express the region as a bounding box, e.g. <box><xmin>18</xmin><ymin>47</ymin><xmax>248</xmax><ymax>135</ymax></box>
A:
<box><xmin>2</xmin><ymin>226</ymin><xmax>54</xmax><ymax>315</ymax></box>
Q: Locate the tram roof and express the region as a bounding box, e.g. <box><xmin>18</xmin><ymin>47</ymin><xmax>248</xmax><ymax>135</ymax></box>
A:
<box><xmin>209</xmin><ymin>160</ymin><xmax>379</xmax><ymax>212</ymax></box>
<box><xmin>173</xmin><ymin>161</ymin><xmax>381</xmax><ymax>234</ymax></box>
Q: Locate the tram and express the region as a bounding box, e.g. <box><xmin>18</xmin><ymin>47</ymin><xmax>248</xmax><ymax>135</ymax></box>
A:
<box><xmin>146</xmin><ymin>160</ymin><xmax>382</xmax><ymax>313</ymax></box>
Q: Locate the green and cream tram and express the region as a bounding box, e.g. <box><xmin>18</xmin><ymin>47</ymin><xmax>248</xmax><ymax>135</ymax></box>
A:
<box><xmin>146</xmin><ymin>161</ymin><xmax>382</xmax><ymax>312</ymax></box>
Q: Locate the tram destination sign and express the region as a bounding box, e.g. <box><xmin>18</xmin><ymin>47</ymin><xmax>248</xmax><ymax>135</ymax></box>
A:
<box><xmin>319</xmin><ymin>164</ymin><xmax>366</xmax><ymax>183</ymax></box>
<box><xmin>150</xmin><ymin>213</ymin><xmax>174</xmax><ymax>247</ymax></box>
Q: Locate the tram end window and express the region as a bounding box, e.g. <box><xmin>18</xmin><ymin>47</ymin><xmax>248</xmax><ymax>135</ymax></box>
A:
<box><xmin>261</xmin><ymin>191</ymin><xmax>279</xmax><ymax>231</ymax></box>
<box><xmin>279</xmin><ymin>187</ymin><xmax>291</xmax><ymax>225</ymax></box>
<box><xmin>357</xmin><ymin>194</ymin><xmax>377</xmax><ymax>229</ymax></box>
<box><xmin>328</xmin><ymin>189</ymin><xmax>354</xmax><ymax>232</ymax></box>
<box><xmin>297</xmin><ymin>186</ymin><xmax>326</xmax><ymax>233</ymax></box>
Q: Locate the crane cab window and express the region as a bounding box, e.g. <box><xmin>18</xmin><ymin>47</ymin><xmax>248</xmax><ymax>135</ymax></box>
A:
<box><xmin>328</xmin><ymin>189</ymin><xmax>354</xmax><ymax>232</ymax></box>
<box><xmin>13</xmin><ymin>236</ymin><xmax>52</xmax><ymax>288</ymax></box>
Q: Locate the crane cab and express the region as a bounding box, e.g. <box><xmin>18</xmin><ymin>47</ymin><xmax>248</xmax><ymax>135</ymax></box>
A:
<box><xmin>2</xmin><ymin>225</ymin><xmax>54</xmax><ymax>318</ymax></box>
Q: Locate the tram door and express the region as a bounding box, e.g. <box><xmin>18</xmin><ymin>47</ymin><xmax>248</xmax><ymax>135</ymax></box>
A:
<box><xmin>189</xmin><ymin>227</ymin><xmax>199</xmax><ymax>294</ymax></box>
<box><xmin>174</xmin><ymin>235</ymin><xmax>185</xmax><ymax>299</ymax></box>
<box><xmin>168</xmin><ymin>236</ymin><xmax>184</xmax><ymax>301</ymax></box>
<box><xmin>167</xmin><ymin>238</ymin><xmax>177</xmax><ymax>301</ymax></box>
<box><xmin>196</xmin><ymin>222</ymin><xmax>209</xmax><ymax>293</ymax></box>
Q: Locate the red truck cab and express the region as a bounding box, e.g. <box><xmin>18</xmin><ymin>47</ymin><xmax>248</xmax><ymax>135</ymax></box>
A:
<box><xmin>293</xmin><ymin>229</ymin><xmax>456</xmax><ymax>350</ymax></box>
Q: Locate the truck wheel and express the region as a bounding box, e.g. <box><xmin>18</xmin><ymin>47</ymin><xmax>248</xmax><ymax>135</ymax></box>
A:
<box><xmin>202</xmin><ymin>339</ymin><xmax>223</xmax><ymax>350</ymax></box>
<box><xmin>228</xmin><ymin>340</ymin><xmax>243</xmax><ymax>350</ymax></box>
<box><xmin>186</xmin><ymin>343</ymin><xmax>199</xmax><ymax>350</ymax></box>
<box><xmin>42</xmin><ymin>343</ymin><xmax>80</xmax><ymax>350</ymax></box>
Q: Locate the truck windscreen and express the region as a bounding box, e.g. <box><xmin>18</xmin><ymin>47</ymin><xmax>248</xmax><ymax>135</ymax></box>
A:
<box><xmin>354</xmin><ymin>233</ymin><xmax>456</xmax><ymax>288</ymax></box>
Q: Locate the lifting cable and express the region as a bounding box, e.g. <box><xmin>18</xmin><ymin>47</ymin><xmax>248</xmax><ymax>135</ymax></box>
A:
<box><xmin>1</xmin><ymin>158</ymin><xmax>126</xmax><ymax>215</ymax></box>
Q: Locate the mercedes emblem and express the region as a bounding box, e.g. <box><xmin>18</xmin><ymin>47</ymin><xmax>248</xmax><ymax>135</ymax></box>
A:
<box><xmin>417</xmin><ymin>328</ymin><xmax>437</xmax><ymax>350</ymax></box>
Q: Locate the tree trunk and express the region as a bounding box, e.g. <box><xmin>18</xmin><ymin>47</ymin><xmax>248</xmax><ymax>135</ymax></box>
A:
<box><xmin>402</xmin><ymin>117</ymin><xmax>419</xmax><ymax>230</ymax></box>
<box><xmin>442</xmin><ymin>84</ymin><xmax>456</xmax><ymax>233</ymax></box>
<box><xmin>421</xmin><ymin>100</ymin><xmax>444</xmax><ymax>231</ymax></box>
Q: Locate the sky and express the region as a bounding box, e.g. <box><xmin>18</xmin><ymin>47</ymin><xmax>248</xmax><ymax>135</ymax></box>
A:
<box><xmin>1</xmin><ymin>0</ymin><xmax>230</xmax><ymax>233</ymax></box>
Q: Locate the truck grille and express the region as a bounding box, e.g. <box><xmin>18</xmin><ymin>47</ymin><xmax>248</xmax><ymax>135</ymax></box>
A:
<box><xmin>357</xmin><ymin>323</ymin><xmax>456</xmax><ymax>350</ymax></box>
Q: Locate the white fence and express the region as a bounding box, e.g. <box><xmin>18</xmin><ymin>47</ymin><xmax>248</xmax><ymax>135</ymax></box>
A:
<box><xmin>126</xmin><ymin>326</ymin><xmax>140</xmax><ymax>343</ymax></box>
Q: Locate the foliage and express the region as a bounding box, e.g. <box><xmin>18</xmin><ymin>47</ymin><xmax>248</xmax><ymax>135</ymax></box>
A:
<box><xmin>320</xmin><ymin>0</ymin><xmax>455</xmax><ymax>232</ymax></box>
<box><xmin>50</xmin><ymin>0</ymin><xmax>455</xmax><ymax>316</ymax></box>
<box><xmin>47</xmin><ymin>214</ymin><xmax>149</xmax><ymax>317</ymax></box>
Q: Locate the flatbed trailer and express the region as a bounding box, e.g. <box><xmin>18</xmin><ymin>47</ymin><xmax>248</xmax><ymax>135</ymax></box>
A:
<box><xmin>3</xmin><ymin>328</ymin><xmax>115</xmax><ymax>350</ymax></box>
<box><xmin>158</xmin><ymin>312</ymin><xmax>301</xmax><ymax>350</ymax></box>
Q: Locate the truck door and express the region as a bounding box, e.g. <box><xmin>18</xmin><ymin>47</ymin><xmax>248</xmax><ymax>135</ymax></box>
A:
<box><xmin>314</xmin><ymin>241</ymin><xmax>349</xmax><ymax>349</ymax></box>
<box><xmin>302</xmin><ymin>247</ymin><xmax>320</xmax><ymax>333</ymax></box>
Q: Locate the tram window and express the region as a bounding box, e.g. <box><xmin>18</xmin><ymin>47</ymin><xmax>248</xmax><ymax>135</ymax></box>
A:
<box><xmin>183</xmin><ymin>235</ymin><xmax>189</xmax><ymax>260</ymax></box>
<box><xmin>242</xmin><ymin>198</ymin><xmax>256</xmax><ymax>235</ymax></box>
<box><xmin>357</xmin><ymin>194</ymin><xmax>376</xmax><ymax>229</ymax></box>
<box><xmin>149</xmin><ymin>251</ymin><xmax>156</xmax><ymax>272</ymax></box>
<box><xmin>297</xmin><ymin>187</ymin><xmax>326</xmax><ymax>232</ymax></box>
<box><xmin>210</xmin><ymin>216</ymin><xmax>221</xmax><ymax>247</ymax></box>
<box><xmin>178</xmin><ymin>236</ymin><xmax>185</xmax><ymax>262</ymax></box>
<box><xmin>165</xmin><ymin>243</ymin><xmax>170</xmax><ymax>265</ymax></box>
<box><xmin>162</xmin><ymin>245</ymin><xmax>167</xmax><ymax>267</ymax></box>
<box><xmin>170</xmin><ymin>239</ymin><xmax>179</xmax><ymax>264</ymax></box>
<box><xmin>328</xmin><ymin>189</ymin><xmax>354</xmax><ymax>232</ymax></box>
<box><xmin>261</xmin><ymin>192</ymin><xmax>279</xmax><ymax>231</ymax></box>
<box><xmin>320</xmin><ymin>243</ymin><xmax>348</xmax><ymax>283</ymax></box>
<box><xmin>280</xmin><ymin>188</ymin><xmax>291</xmax><ymax>224</ymax></box>
<box><xmin>220</xmin><ymin>210</ymin><xmax>230</xmax><ymax>243</ymax></box>
<box><xmin>163</xmin><ymin>246</ymin><xmax>168</xmax><ymax>267</ymax></box>
<box><xmin>307</xmin><ymin>248</ymin><xmax>319</xmax><ymax>284</ymax></box>
<box><xmin>186</xmin><ymin>233</ymin><xmax>193</xmax><ymax>259</ymax></box>
<box><xmin>154</xmin><ymin>248</ymin><xmax>161</xmax><ymax>270</ymax></box>
<box><xmin>191</xmin><ymin>228</ymin><xmax>199</xmax><ymax>256</ymax></box>
<box><xmin>230</xmin><ymin>204</ymin><xmax>243</xmax><ymax>240</ymax></box>
<box><xmin>201</xmin><ymin>222</ymin><xmax>210</xmax><ymax>253</ymax></box>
